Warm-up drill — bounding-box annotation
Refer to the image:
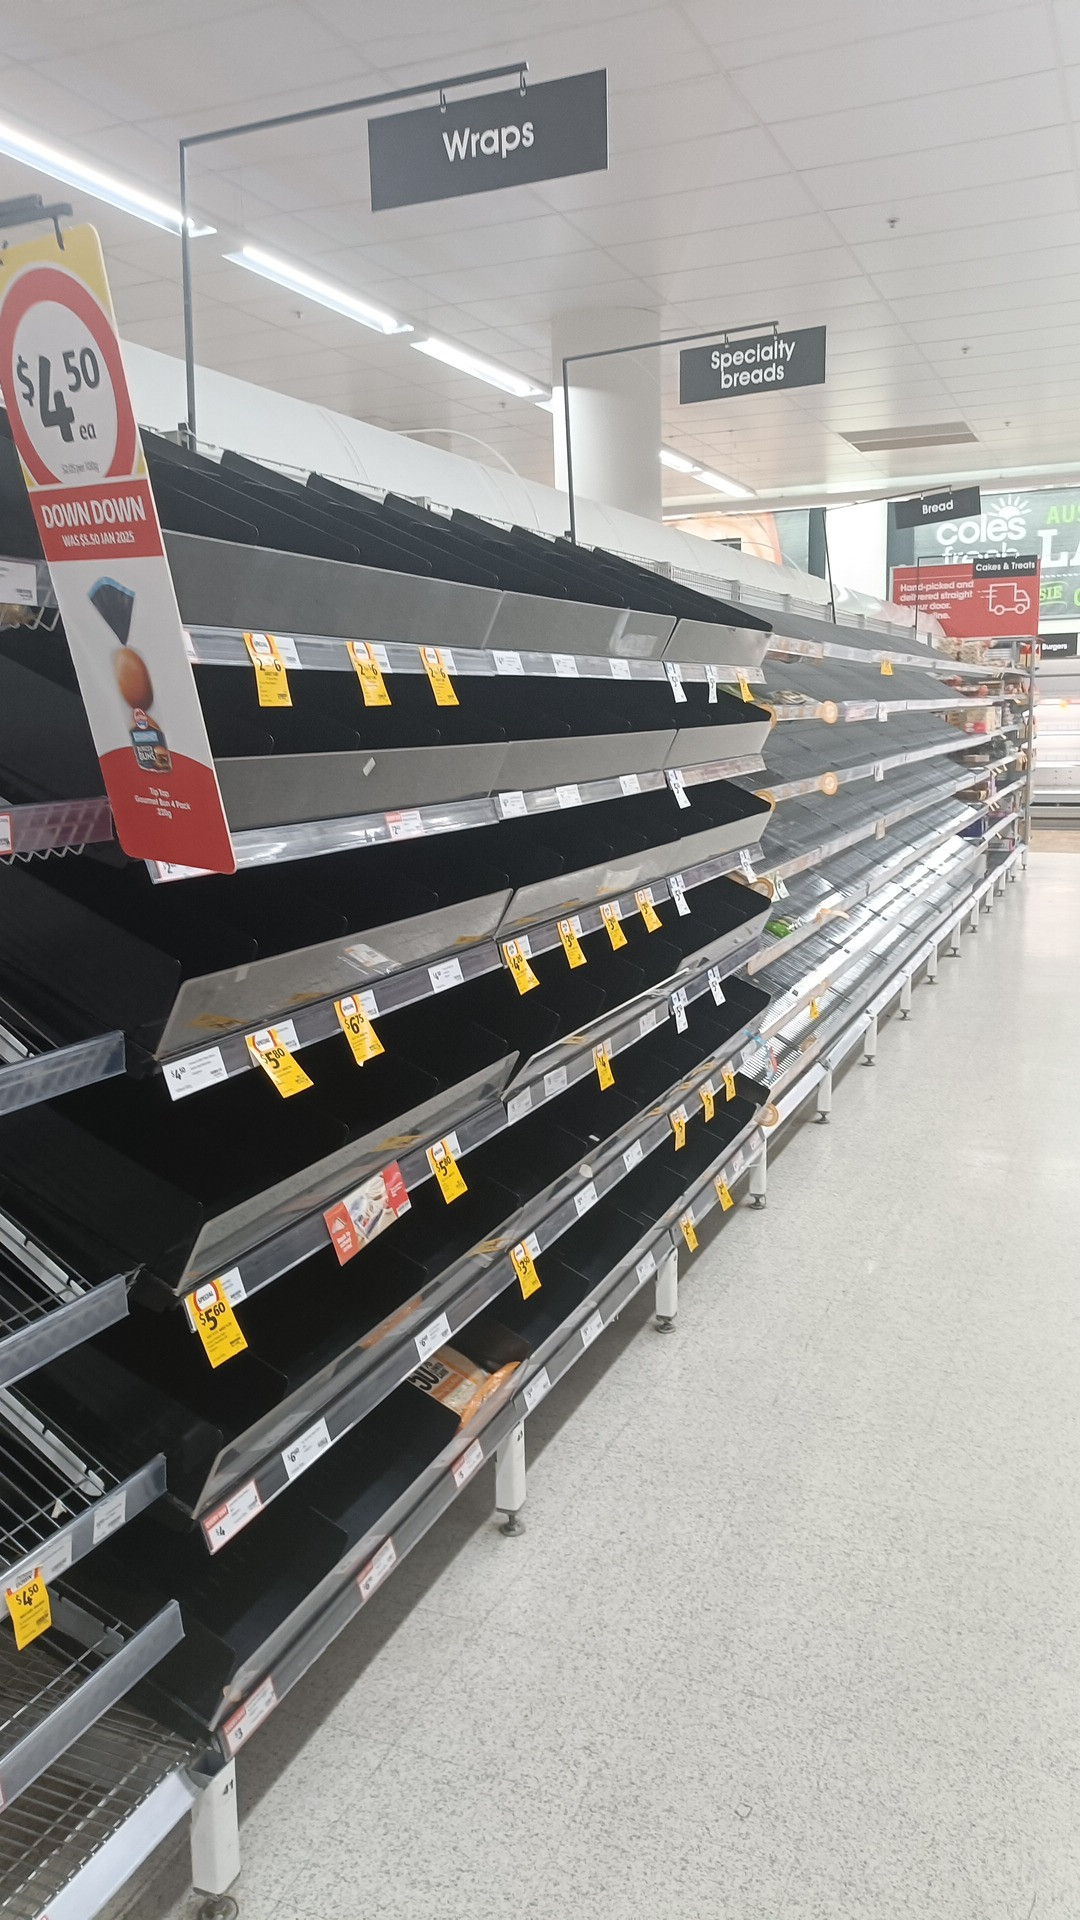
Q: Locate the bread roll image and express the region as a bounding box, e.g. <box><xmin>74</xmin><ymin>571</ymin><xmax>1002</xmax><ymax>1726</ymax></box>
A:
<box><xmin>113</xmin><ymin>646</ymin><xmax>154</xmax><ymax>711</ymax></box>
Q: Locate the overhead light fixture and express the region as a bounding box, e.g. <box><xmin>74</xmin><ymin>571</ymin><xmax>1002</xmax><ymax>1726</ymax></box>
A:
<box><xmin>659</xmin><ymin>446</ymin><xmax>754</xmax><ymax>499</ymax></box>
<box><xmin>225</xmin><ymin>245</ymin><xmax>411</xmax><ymax>334</ymax></box>
<box><xmin>0</xmin><ymin>116</ymin><xmax>214</xmax><ymax>236</ymax></box>
<box><xmin>411</xmin><ymin>336</ymin><xmax>546</xmax><ymax>398</ymax></box>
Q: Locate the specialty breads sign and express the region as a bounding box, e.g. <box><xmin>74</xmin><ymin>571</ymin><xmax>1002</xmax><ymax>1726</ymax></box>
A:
<box><xmin>680</xmin><ymin>326</ymin><xmax>826</xmax><ymax>405</ymax></box>
<box><xmin>0</xmin><ymin>223</ymin><xmax>234</xmax><ymax>872</ymax></box>
<box><xmin>891</xmin><ymin>554</ymin><xmax>1041</xmax><ymax>640</ymax></box>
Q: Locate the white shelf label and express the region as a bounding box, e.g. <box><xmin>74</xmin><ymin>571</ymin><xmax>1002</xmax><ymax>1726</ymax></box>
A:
<box><xmin>357</xmin><ymin>1537</ymin><xmax>396</xmax><ymax>1601</ymax></box>
<box><xmin>492</xmin><ymin>650</ymin><xmax>523</xmax><ymax>674</ymax></box>
<box><xmin>248</xmin><ymin>1017</ymin><xmax>299</xmax><ymax>1053</ymax></box>
<box><xmin>639</xmin><ymin>1008</ymin><xmax>658</xmax><ymax>1036</ymax></box>
<box><xmin>387</xmin><ymin>808</ymin><xmax>426</xmax><ymax>840</ymax></box>
<box><xmin>498</xmin><ymin>790</ymin><xmax>528</xmax><ymax>818</ymax></box>
<box><xmin>556</xmin><ymin>783</ymin><xmax>581</xmax><ymax>809</ymax></box>
<box><xmin>552</xmin><ymin>653</ymin><xmax>579</xmax><ymax>677</ymax></box>
<box><xmin>272</xmin><ymin>634</ymin><xmax>302</xmax><ymax>669</ymax></box>
<box><xmin>666</xmin><ymin>768</ymin><xmax>691</xmax><ymax>809</ymax></box>
<box><xmin>544</xmin><ymin>1065</ymin><xmax>569</xmax><ymax>1099</ymax></box>
<box><xmin>451</xmin><ymin>1438</ymin><xmax>484</xmax><ymax>1488</ymax></box>
<box><xmin>223</xmin><ymin>1676</ymin><xmax>278</xmax><ymax>1756</ymax></box>
<box><xmin>874</xmin><ymin>763</ymin><xmax>885</xmax><ymax>782</ymax></box>
<box><xmin>878</xmin><ymin>706</ymin><xmax>889</xmax><ymax>721</ymax></box>
<box><xmin>705</xmin><ymin>664</ymin><xmax>719</xmax><ymax>704</ymax></box>
<box><xmin>623</xmin><ymin>1138</ymin><xmax>644</xmax><ymax>1173</ymax></box>
<box><xmin>523</xmin><ymin>1367</ymin><xmax>551</xmax><ymax>1412</ymax></box>
<box><xmin>428</xmin><ymin>957</ymin><xmax>464</xmax><ymax>993</ymax></box>
<box><xmin>92</xmin><ymin>1487</ymin><xmax>128</xmax><ymax>1546</ymax></box>
<box><xmin>523</xmin><ymin>1229</ymin><xmax>541</xmax><ymax>1258</ymax></box>
<box><xmin>708</xmin><ymin>967</ymin><xmax>726</xmax><ymax>1006</ymax></box>
<box><xmin>664</xmin><ymin>662</ymin><xmax>688</xmax><ymax>703</ymax></box>
<box><xmin>580</xmin><ymin>1309</ymin><xmax>604</xmax><ymax>1348</ymax></box>
<box><xmin>739</xmin><ymin>849</ymin><xmax>757</xmax><ymax>880</ymax></box>
<box><xmin>636</xmin><ymin>1249</ymin><xmax>657</xmax><ymax>1284</ymax></box>
<box><xmin>415</xmin><ymin>1311</ymin><xmax>452</xmax><ymax>1361</ymax></box>
<box><xmin>205</xmin><ymin>1481</ymin><xmax>263</xmax><ymax>1553</ymax></box>
<box><xmin>671</xmin><ymin>990</ymin><xmax>688</xmax><ymax>1034</ymax></box>
<box><xmin>507</xmin><ymin>1085</ymin><xmax>534</xmax><ymax>1123</ymax></box>
<box><xmin>0</xmin><ymin>559</ymin><xmax>38</xmax><ymax>605</ymax></box>
<box><xmin>0</xmin><ymin>814</ymin><xmax>10</xmax><ymax>856</ymax></box>
<box><xmin>618</xmin><ymin>772</ymin><xmax>641</xmax><ymax>796</ymax></box>
<box><xmin>669</xmin><ymin>874</ymin><xmax>690</xmax><ymax>916</ymax></box>
<box><xmin>13</xmin><ymin>1529</ymin><xmax>73</xmax><ymax>1591</ymax></box>
<box><xmin>282</xmin><ymin>1417</ymin><xmax>331</xmax><ymax>1483</ymax></box>
<box><xmin>163</xmin><ymin>1047</ymin><xmax>228</xmax><ymax>1101</ymax></box>
<box><xmin>574</xmin><ymin>1181</ymin><xmax>598</xmax><ymax>1217</ymax></box>
<box><xmin>610</xmin><ymin>657</ymin><xmax>632</xmax><ymax>680</ymax></box>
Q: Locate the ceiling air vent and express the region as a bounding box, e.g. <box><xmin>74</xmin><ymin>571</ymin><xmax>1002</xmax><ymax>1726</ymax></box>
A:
<box><xmin>842</xmin><ymin>422</ymin><xmax>977</xmax><ymax>453</ymax></box>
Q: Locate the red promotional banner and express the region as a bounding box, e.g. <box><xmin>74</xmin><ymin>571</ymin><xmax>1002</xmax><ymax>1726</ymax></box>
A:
<box><xmin>0</xmin><ymin>224</ymin><xmax>235</xmax><ymax>872</ymax></box>
<box><xmin>891</xmin><ymin>556</ymin><xmax>1041</xmax><ymax>640</ymax></box>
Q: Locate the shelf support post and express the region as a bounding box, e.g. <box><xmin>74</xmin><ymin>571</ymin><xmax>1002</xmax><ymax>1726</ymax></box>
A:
<box><xmin>899</xmin><ymin>975</ymin><xmax>912</xmax><ymax>1019</ymax></box>
<box><xmin>815</xmin><ymin>1068</ymin><xmax>833</xmax><ymax>1123</ymax></box>
<box><xmin>969</xmin><ymin>899</ymin><xmax>980</xmax><ymax>932</ymax></box>
<box><xmin>191</xmin><ymin>1760</ymin><xmax>240</xmax><ymax>1916</ymax></box>
<box><xmin>654</xmin><ymin>1236</ymin><xmax>679</xmax><ymax>1331</ymax></box>
<box><xmin>926</xmin><ymin>943</ymin><xmax>939</xmax><ymax>983</ymax></box>
<box><xmin>863</xmin><ymin>1013</ymin><xmax>878</xmax><ymax>1064</ymax></box>
<box><xmin>949</xmin><ymin>919</ymin><xmax>962</xmax><ymax>956</ymax></box>
<box><xmin>749</xmin><ymin>1141</ymin><xmax>767</xmax><ymax>1209</ymax></box>
<box><xmin>496</xmin><ymin>1421</ymin><xmax>526</xmax><ymax>1536</ymax></box>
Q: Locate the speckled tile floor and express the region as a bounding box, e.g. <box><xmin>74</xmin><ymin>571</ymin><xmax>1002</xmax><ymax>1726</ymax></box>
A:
<box><xmin>118</xmin><ymin>852</ymin><xmax>1080</xmax><ymax>1920</ymax></box>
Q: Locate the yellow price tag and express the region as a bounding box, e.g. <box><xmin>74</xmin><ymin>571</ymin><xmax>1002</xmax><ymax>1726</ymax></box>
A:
<box><xmin>679</xmin><ymin>1211</ymin><xmax>699</xmax><ymax>1251</ymax></box>
<box><xmin>510</xmin><ymin>1240</ymin><xmax>542</xmax><ymax>1299</ymax></box>
<box><xmin>346</xmin><ymin>640</ymin><xmax>391</xmax><ymax>706</ymax></box>
<box><xmin>636</xmin><ymin>889</ymin><xmax>663</xmax><ymax>932</ymax></box>
<box><xmin>335</xmin><ymin>995</ymin><xmax>384</xmax><ymax>1065</ymax></box>
<box><xmin>246</xmin><ymin>1027</ymin><xmax>313</xmax><ymax>1097</ymax></box>
<box><xmin>503</xmin><ymin>938</ymin><xmax>539</xmax><ymax>994</ymax></box>
<box><xmin>6</xmin><ymin>1568</ymin><xmax>51</xmax><ymax>1651</ymax></box>
<box><xmin>593</xmin><ymin>1042</ymin><xmax>615</xmax><ymax>1090</ymax></box>
<box><xmin>243</xmin><ymin>630</ymin><xmax>292</xmax><ymax>707</ymax></box>
<box><xmin>189</xmin><ymin>1278</ymin><xmax>249</xmax><ymax>1369</ymax></box>
<box><xmin>699</xmin><ymin>1082</ymin><xmax>715</xmax><ymax>1122</ymax></box>
<box><xmin>428</xmin><ymin>1136</ymin><xmax>467</xmax><ymax>1203</ymax></box>
<box><xmin>722</xmin><ymin>1068</ymin><xmax>737</xmax><ymax>1102</ymax></box>
<box><xmin>600</xmin><ymin>902</ymin><xmax>627</xmax><ymax>950</ymax></box>
<box><xmin>557</xmin><ymin>918</ymin><xmax>587</xmax><ymax>968</ymax></box>
<box><xmin>737</xmin><ymin>673</ymin><xmax>754</xmax><ymax>703</ymax></box>
<box><xmin>809</xmin><ymin>998</ymin><xmax>821</xmax><ymax>1020</ymax></box>
<box><xmin>716</xmin><ymin>1178</ymin><xmax>735</xmax><ymax>1212</ymax></box>
<box><xmin>670</xmin><ymin>1107</ymin><xmax>687</xmax><ymax>1150</ymax></box>
<box><xmin>420</xmin><ymin>645</ymin><xmax>459</xmax><ymax>706</ymax></box>
<box><xmin>880</xmin><ymin>657</ymin><xmax>894</xmax><ymax>676</ymax></box>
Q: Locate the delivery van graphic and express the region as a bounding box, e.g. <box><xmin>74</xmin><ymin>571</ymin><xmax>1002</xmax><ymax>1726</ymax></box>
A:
<box><xmin>982</xmin><ymin>581</ymin><xmax>1032</xmax><ymax>619</ymax></box>
<box><xmin>88</xmin><ymin>576</ymin><xmax>172</xmax><ymax>772</ymax></box>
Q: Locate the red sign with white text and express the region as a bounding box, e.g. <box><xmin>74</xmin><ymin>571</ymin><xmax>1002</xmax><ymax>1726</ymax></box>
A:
<box><xmin>0</xmin><ymin>225</ymin><xmax>234</xmax><ymax>872</ymax></box>
<box><xmin>891</xmin><ymin>556</ymin><xmax>1040</xmax><ymax>640</ymax></box>
<box><xmin>324</xmin><ymin>1162</ymin><xmax>411</xmax><ymax>1266</ymax></box>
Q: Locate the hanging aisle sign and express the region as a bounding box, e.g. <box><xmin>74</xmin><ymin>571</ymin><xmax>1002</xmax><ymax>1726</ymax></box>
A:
<box><xmin>0</xmin><ymin>224</ymin><xmax>235</xmax><ymax>872</ymax></box>
<box><xmin>893</xmin><ymin>484</ymin><xmax>981</xmax><ymax>530</ymax></box>
<box><xmin>680</xmin><ymin>326</ymin><xmax>826</xmax><ymax>405</ymax></box>
<box><xmin>368</xmin><ymin>70</ymin><xmax>608</xmax><ymax>211</ymax></box>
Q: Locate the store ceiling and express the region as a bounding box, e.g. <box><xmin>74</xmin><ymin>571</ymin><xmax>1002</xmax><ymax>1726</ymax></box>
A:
<box><xmin>0</xmin><ymin>0</ymin><xmax>1078</xmax><ymax>506</ymax></box>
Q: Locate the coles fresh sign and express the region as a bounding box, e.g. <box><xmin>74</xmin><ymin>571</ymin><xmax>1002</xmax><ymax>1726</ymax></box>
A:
<box><xmin>0</xmin><ymin>224</ymin><xmax>234</xmax><ymax>872</ymax></box>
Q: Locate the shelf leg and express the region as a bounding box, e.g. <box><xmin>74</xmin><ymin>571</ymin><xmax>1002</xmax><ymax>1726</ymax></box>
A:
<box><xmin>969</xmin><ymin>900</ymin><xmax>980</xmax><ymax>933</ymax></box>
<box><xmin>995</xmin><ymin>872</ymin><xmax>1006</xmax><ymax>898</ymax></box>
<box><xmin>1021</xmin><ymin>846</ymin><xmax>1028</xmax><ymax>871</ymax></box>
<box><xmin>948</xmin><ymin>920</ymin><xmax>962</xmax><ymax>957</ymax></box>
<box><xmin>191</xmin><ymin>1761</ymin><xmax>240</xmax><ymax>1919</ymax></box>
<box><xmin>749</xmin><ymin>1140</ymin><xmax>767</xmax><ymax>1209</ymax></box>
<box><xmin>926</xmin><ymin>943</ymin><xmax>939</xmax><ymax>983</ymax></box>
<box><xmin>496</xmin><ymin>1421</ymin><xmax>526</xmax><ymax>1536</ymax></box>
<box><xmin>863</xmin><ymin>1013</ymin><xmax>878</xmax><ymax>1065</ymax></box>
<box><xmin>654</xmin><ymin>1237</ymin><xmax>679</xmax><ymax>1331</ymax></box>
<box><xmin>815</xmin><ymin>1067</ymin><xmax>833</xmax><ymax>1123</ymax></box>
<box><xmin>899</xmin><ymin>975</ymin><xmax>912</xmax><ymax>1019</ymax></box>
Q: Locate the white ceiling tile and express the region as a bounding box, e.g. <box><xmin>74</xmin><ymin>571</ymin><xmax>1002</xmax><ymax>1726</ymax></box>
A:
<box><xmin>608</xmin><ymin>74</ymin><xmax>756</xmax><ymax>150</ymax></box>
<box><xmin>567</xmin><ymin>176</ymin><xmax>817</xmax><ymax>248</ymax></box>
<box><xmin>808</xmin><ymin>127</ymin><xmax>1074</xmax><ymax>209</ymax></box>
<box><xmin>770</xmin><ymin>72</ymin><xmax>1061</xmax><ymax>172</ymax></box>
<box><xmin>829</xmin><ymin>172</ymin><xmax>1078</xmax><ymax>244</ymax></box>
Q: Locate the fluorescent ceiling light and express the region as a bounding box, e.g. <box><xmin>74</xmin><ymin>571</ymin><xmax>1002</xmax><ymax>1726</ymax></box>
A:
<box><xmin>659</xmin><ymin>446</ymin><xmax>754</xmax><ymax>499</ymax></box>
<box><xmin>225</xmin><ymin>245</ymin><xmax>411</xmax><ymax>334</ymax></box>
<box><xmin>659</xmin><ymin>448</ymin><xmax>696</xmax><ymax>473</ymax></box>
<box><xmin>411</xmin><ymin>336</ymin><xmax>545</xmax><ymax>398</ymax></box>
<box><xmin>0</xmin><ymin>117</ymin><xmax>214</xmax><ymax>236</ymax></box>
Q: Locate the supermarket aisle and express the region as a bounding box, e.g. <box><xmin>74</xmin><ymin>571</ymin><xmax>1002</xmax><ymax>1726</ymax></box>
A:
<box><xmin>131</xmin><ymin>853</ymin><xmax>1080</xmax><ymax>1920</ymax></box>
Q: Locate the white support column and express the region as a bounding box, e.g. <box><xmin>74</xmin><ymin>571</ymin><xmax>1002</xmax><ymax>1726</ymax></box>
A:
<box><xmin>552</xmin><ymin>307</ymin><xmax>661</xmax><ymax>522</ymax></box>
<box><xmin>899</xmin><ymin>975</ymin><xmax>913</xmax><ymax>1019</ymax></box>
<box><xmin>815</xmin><ymin>1067</ymin><xmax>833</xmax><ymax>1123</ymax></box>
<box><xmin>496</xmin><ymin>1421</ymin><xmax>526</xmax><ymax>1537</ymax></box>
<box><xmin>863</xmin><ymin>1013</ymin><xmax>878</xmax><ymax>1064</ymax></box>
<box><xmin>926</xmin><ymin>943</ymin><xmax>939</xmax><ymax>983</ymax></box>
<box><xmin>654</xmin><ymin>1238</ymin><xmax>679</xmax><ymax>1332</ymax></box>
<box><xmin>191</xmin><ymin>1762</ymin><xmax>240</xmax><ymax>1918</ymax></box>
<box><xmin>749</xmin><ymin>1141</ymin><xmax>767</xmax><ymax>1209</ymax></box>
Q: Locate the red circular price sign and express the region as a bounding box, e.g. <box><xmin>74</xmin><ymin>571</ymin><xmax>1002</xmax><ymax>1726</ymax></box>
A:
<box><xmin>0</xmin><ymin>265</ymin><xmax>136</xmax><ymax>487</ymax></box>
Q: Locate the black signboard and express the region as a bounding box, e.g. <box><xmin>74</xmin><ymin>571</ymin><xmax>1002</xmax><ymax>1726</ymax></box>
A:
<box><xmin>1038</xmin><ymin>632</ymin><xmax>1078</xmax><ymax>657</ymax></box>
<box><xmin>368</xmin><ymin>70</ymin><xmax>608</xmax><ymax>212</ymax></box>
<box><xmin>973</xmin><ymin>554</ymin><xmax>1039</xmax><ymax>577</ymax></box>
<box><xmin>679</xmin><ymin>326</ymin><xmax>826</xmax><ymax>405</ymax></box>
<box><xmin>893</xmin><ymin>485</ymin><xmax>982</xmax><ymax>529</ymax></box>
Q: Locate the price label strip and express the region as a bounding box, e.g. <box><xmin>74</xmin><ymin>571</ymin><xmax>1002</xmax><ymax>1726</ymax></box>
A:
<box><xmin>510</xmin><ymin>1239</ymin><xmax>542</xmax><ymax>1299</ymax></box>
<box><xmin>190</xmin><ymin>1278</ymin><xmax>249</xmax><ymax>1368</ymax></box>
<box><xmin>716</xmin><ymin>1177</ymin><xmax>735</xmax><ymax>1212</ymax></box>
<box><xmin>557</xmin><ymin>917</ymin><xmax>587</xmax><ymax>968</ymax></box>
<box><xmin>243</xmin><ymin>630</ymin><xmax>292</xmax><ymax>707</ymax></box>
<box><xmin>636</xmin><ymin>889</ymin><xmax>663</xmax><ymax>932</ymax></box>
<box><xmin>246</xmin><ymin>1027</ymin><xmax>313</xmax><ymax>1097</ymax></box>
<box><xmin>6</xmin><ymin>1568</ymin><xmax>51</xmax><ymax>1651</ymax></box>
<box><xmin>600</xmin><ymin>902</ymin><xmax>627</xmax><ymax>949</ymax></box>
<box><xmin>679</xmin><ymin>1210</ymin><xmax>699</xmax><ymax>1252</ymax></box>
<box><xmin>335</xmin><ymin>994</ymin><xmax>384</xmax><ymax>1064</ymax></box>
<box><xmin>503</xmin><ymin>937</ymin><xmax>540</xmax><ymax>994</ymax></box>
<box><xmin>346</xmin><ymin>640</ymin><xmax>391</xmax><ymax>706</ymax></box>
<box><xmin>427</xmin><ymin>1136</ymin><xmax>467</xmax><ymax>1203</ymax></box>
<box><xmin>421</xmin><ymin>645</ymin><xmax>458</xmax><ymax>706</ymax></box>
<box><xmin>593</xmin><ymin>1041</ymin><xmax>615</xmax><ymax>1090</ymax></box>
